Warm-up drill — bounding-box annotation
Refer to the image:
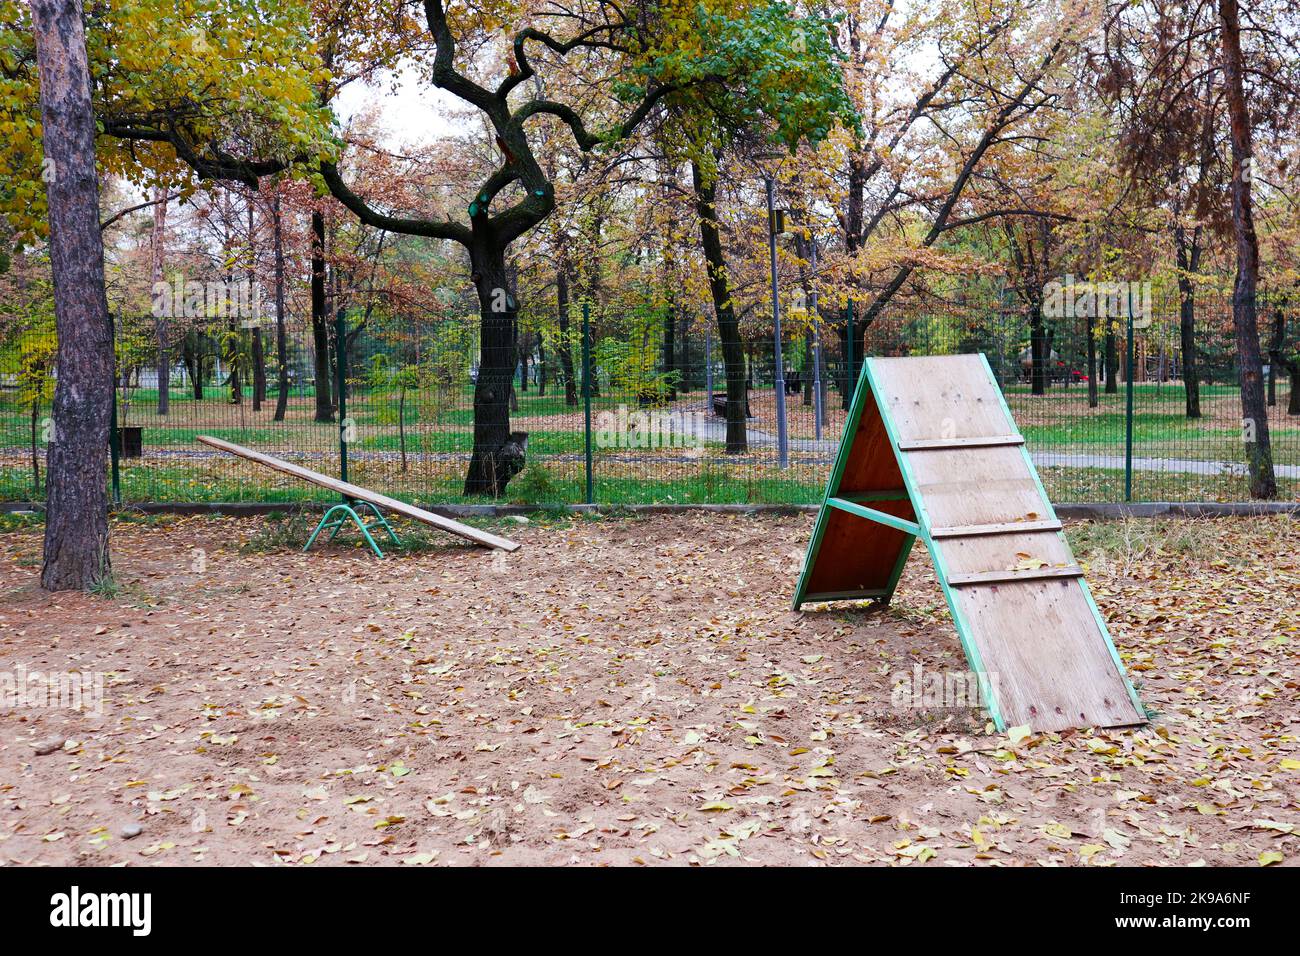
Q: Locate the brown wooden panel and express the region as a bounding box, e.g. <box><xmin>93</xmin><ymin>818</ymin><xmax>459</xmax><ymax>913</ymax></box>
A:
<box><xmin>804</xmin><ymin>499</ymin><xmax>915</xmax><ymax>598</ymax></box>
<box><xmin>954</xmin><ymin>579</ymin><xmax>1144</xmax><ymax>731</ymax></box>
<box><xmin>904</xmin><ymin>445</ymin><xmax>1047</xmax><ymax>528</ymax></box>
<box><xmin>870</xmin><ymin>355</ymin><xmax>1016</xmax><ymax>443</ymax></box>
<box><xmin>838</xmin><ymin>384</ymin><xmax>906</xmax><ymax>494</ymax></box>
<box><xmin>937</xmin><ymin>530</ymin><xmax>1076</xmax><ymax>576</ymax></box>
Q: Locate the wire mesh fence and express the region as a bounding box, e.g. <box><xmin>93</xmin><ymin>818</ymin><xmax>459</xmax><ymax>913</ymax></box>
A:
<box><xmin>0</xmin><ymin>289</ymin><xmax>1295</xmax><ymax>506</ymax></box>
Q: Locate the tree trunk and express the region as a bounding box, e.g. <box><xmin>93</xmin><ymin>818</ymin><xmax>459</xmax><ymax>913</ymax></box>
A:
<box><xmin>1086</xmin><ymin>310</ymin><xmax>1099</xmax><ymax>408</ymax></box>
<box><xmin>679</xmin><ymin>311</ymin><xmax>692</xmax><ymax>392</ymax></box>
<box><xmin>1104</xmin><ymin>319</ymin><xmax>1118</xmax><ymax>393</ymax></box>
<box><xmin>32</xmin><ymin>0</ymin><xmax>113</xmax><ymax>590</ymax></box>
<box><xmin>556</xmin><ymin>267</ymin><xmax>578</xmax><ymax>407</ymax></box>
<box><xmin>185</xmin><ymin>332</ymin><xmax>204</xmax><ymax>399</ymax></box>
<box><xmin>463</xmin><ymin>242</ymin><xmax>527</xmax><ymax>496</ymax></box>
<box><xmin>692</xmin><ymin>161</ymin><xmax>747</xmax><ymax>453</ymax></box>
<box><xmin>1030</xmin><ymin>304</ymin><xmax>1049</xmax><ymax>396</ymax></box>
<box><xmin>1220</xmin><ymin>0</ymin><xmax>1276</xmax><ymax>498</ymax></box>
<box><xmin>536</xmin><ymin>329</ymin><xmax>548</xmax><ymax>397</ymax></box>
<box><xmin>1174</xmin><ymin>225</ymin><xmax>1202</xmax><ymax>418</ymax></box>
<box><xmin>310</xmin><ymin>210</ymin><xmax>333</xmax><ymax>422</ymax></box>
<box><xmin>272</xmin><ymin>191</ymin><xmax>290</xmax><ymax>421</ymax></box>
<box><xmin>251</xmin><ymin>328</ymin><xmax>266</xmax><ymax>411</ymax></box>
<box><xmin>1287</xmin><ymin>356</ymin><xmax>1300</xmax><ymax>415</ymax></box>
<box><xmin>662</xmin><ymin>303</ymin><xmax>677</xmax><ymax>401</ymax></box>
<box><xmin>399</xmin><ymin>384</ymin><xmax>407</xmax><ymax>472</ymax></box>
<box><xmin>519</xmin><ymin>330</ymin><xmax>530</xmax><ymax>393</ymax></box>
<box><xmin>152</xmin><ymin>185</ymin><xmax>170</xmax><ymax>415</ymax></box>
<box><xmin>30</xmin><ymin>399</ymin><xmax>41</xmax><ymax>498</ymax></box>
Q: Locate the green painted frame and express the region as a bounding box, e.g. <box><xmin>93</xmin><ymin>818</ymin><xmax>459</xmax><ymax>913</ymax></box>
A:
<box><xmin>304</xmin><ymin>500</ymin><xmax>401</xmax><ymax>559</ymax></box>
<box><xmin>791</xmin><ymin>352</ymin><xmax>1146</xmax><ymax>732</ymax></box>
<box><xmin>976</xmin><ymin>354</ymin><xmax>1147</xmax><ymax>723</ymax></box>
<box><xmin>790</xmin><ymin>350</ymin><xmax>887</xmax><ymax>611</ymax></box>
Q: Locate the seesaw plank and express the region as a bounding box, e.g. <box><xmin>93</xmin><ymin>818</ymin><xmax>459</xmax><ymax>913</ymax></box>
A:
<box><xmin>196</xmin><ymin>435</ymin><xmax>520</xmax><ymax>552</ymax></box>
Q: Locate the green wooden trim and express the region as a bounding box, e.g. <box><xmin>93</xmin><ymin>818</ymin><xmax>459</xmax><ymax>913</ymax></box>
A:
<box><xmin>864</xmin><ymin>357</ymin><xmax>1007</xmax><ymax>731</ymax></box>
<box><xmin>791</xmin><ymin>342</ymin><xmax>882</xmax><ymax>611</ymax></box>
<box><xmin>799</xmin><ymin>588</ymin><xmax>891</xmax><ymax>603</ymax></box>
<box><xmin>1077</xmin><ymin>577</ymin><xmax>1148</xmax><ymax>721</ymax></box>
<box><xmin>791</xmin><ymin>502</ymin><xmax>833</xmax><ymax>612</ymax></box>
<box><xmin>882</xmin><ymin>533</ymin><xmax>915</xmax><ymax>603</ymax></box>
<box><xmin>827</xmin><ymin>497</ymin><xmax>921</xmax><ymax>536</ymax></box>
<box><xmin>838</xmin><ymin>489</ymin><xmax>910</xmax><ymax>502</ymax></box>
<box><xmin>976</xmin><ymin>352</ymin><xmax>1144</xmax><ymax>723</ymax></box>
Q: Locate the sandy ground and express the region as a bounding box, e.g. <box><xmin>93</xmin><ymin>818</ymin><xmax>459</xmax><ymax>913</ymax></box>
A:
<box><xmin>0</xmin><ymin>512</ymin><xmax>1296</xmax><ymax>867</ymax></box>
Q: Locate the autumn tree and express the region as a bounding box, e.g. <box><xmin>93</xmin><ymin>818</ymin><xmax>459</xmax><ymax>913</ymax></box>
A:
<box><xmin>29</xmin><ymin>0</ymin><xmax>114</xmax><ymax>590</ymax></box>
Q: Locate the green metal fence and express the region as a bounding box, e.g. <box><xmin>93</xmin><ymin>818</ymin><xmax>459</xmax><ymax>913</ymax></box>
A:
<box><xmin>1</xmin><ymin>290</ymin><xmax>1296</xmax><ymax>506</ymax></box>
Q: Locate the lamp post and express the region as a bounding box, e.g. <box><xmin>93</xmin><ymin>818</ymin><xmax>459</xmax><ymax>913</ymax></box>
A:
<box><xmin>809</xmin><ymin>235</ymin><xmax>824</xmax><ymax>441</ymax></box>
<box><xmin>765</xmin><ymin>174</ymin><xmax>789</xmax><ymax>469</ymax></box>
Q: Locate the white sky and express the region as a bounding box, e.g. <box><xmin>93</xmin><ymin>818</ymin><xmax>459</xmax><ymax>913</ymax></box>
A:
<box><xmin>333</xmin><ymin>68</ymin><xmax>465</xmax><ymax>143</ymax></box>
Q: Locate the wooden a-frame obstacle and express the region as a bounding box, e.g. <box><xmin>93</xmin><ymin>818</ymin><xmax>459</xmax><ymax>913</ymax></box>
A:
<box><xmin>792</xmin><ymin>355</ymin><xmax>1144</xmax><ymax>733</ymax></box>
<box><xmin>197</xmin><ymin>436</ymin><xmax>520</xmax><ymax>555</ymax></box>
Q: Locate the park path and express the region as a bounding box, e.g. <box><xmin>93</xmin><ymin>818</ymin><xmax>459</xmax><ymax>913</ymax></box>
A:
<box><xmin>696</xmin><ymin>413</ymin><xmax>1300</xmax><ymax>478</ymax></box>
<box><xmin>153</xmin><ymin>408</ymin><xmax>1297</xmax><ymax>479</ymax></box>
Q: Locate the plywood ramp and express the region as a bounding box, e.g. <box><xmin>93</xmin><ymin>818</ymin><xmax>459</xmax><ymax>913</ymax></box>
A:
<box><xmin>793</xmin><ymin>354</ymin><xmax>1144</xmax><ymax>733</ymax></box>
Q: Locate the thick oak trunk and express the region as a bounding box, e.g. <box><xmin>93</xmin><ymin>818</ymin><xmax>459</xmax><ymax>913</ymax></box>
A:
<box><xmin>463</xmin><ymin>244</ymin><xmax>527</xmax><ymax>496</ymax></box>
<box><xmin>310</xmin><ymin>210</ymin><xmax>333</xmax><ymax>422</ymax></box>
<box><xmin>271</xmin><ymin>192</ymin><xmax>290</xmax><ymax>421</ymax></box>
<box><xmin>32</xmin><ymin>0</ymin><xmax>113</xmax><ymax>590</ymax></box>
<box><xmin>1029</xmin><ymin>304</ymin><xmax>1049</xmax><ymax>396</ymax></box>
<box><xmin>692</xmin><ymin>162</ymin><xmax>747</xmax><ymax>453</ymax></box>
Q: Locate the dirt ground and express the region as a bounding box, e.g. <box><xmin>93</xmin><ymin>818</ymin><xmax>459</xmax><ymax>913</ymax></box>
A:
<box><xmin>0</xmin><ymin>512</ymin><xmax>1296</xmax><ymax>867</ymax></box>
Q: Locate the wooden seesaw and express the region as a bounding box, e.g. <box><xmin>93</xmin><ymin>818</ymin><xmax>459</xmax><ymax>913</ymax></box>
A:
<box><xmin>196</xmin><ymin>435</ymin><xmax>520</xmax><ymax>556</ymax></box>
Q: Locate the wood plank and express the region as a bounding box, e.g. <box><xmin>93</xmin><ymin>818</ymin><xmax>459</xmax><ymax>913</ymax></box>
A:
<box><xmin>898</xmin><ymin>435</ymin><xmax>1023</xmax><ymax>451</ymax></box>
<box><xmin>935</xmin><ymin>529</ymin><xmax>1075</xmax><ymax>577</ymax></box>
<box><xmin>827</xmin><ymin>497</ymin><xmax>922</xmax><ymax>535</ymax></box>
<box><xmin>196</xmin><ymin>435</ymin><xmax>520</xmax><ymax>552</ymax></box>
<box><xmin>930</xmin><ymin>519</ymin><xmax>1063</xmax><ymax>538</ymax></box>
<box><xmin>952</xmin><ymin>580</ymin><xmax>1144</xmax><ymax>731</ymax></box>
<box><xmin>947</xmin><ymin>565</ymin><xmax>1083</xmax><ymax>587</ymax></box>
<box><xmin>904</xmin><ymin>445</ymin><xmax>1049</xmax><ymax>528</ymax></box>
<box><xmin>869</xmin><ymin>355</ymin><xmax>1016</xmax><ymax>444</ymax></box>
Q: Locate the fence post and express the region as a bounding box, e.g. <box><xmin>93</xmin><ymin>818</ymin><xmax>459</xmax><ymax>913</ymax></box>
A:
<box><xmin>582</xmin><ymin>301</ymin><xmax>594</xmax><ymax>505</ymax></box>
<box><xmin>108</xmin><ymin>312</ymin><xmax>121</xmax><ymax>505</ymax></box>
<box><xmin>1124</xmin><ymin>287</ymin><xmax>1135</xmax><ymax>502</ymax></box>
<box><xmin>335</xmin><ymin>309</ymin><xmax>348</xmax><ymax>494</ymax></box>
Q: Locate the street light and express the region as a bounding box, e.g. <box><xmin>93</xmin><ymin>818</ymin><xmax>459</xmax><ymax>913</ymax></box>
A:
<box><xmin>809</xmin><ymin>235</ymin><xmax>824</xmax><ymax>441</ymax></box>
<box><xmin>764</xmin><ymin>174</ymin><xmax>790</xmax><ymax>469</ymax></box>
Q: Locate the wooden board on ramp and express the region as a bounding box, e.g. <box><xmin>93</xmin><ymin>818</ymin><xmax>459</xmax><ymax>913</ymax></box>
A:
<box><xmin>792</xmin><ymin>354</ymin><xmax>1144</xmax><ymax>733</ymax></box>
<box><xmin>196</xmin><ymin>435</ymin><xmax>520</xmax><ymax>552</ymax></box>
